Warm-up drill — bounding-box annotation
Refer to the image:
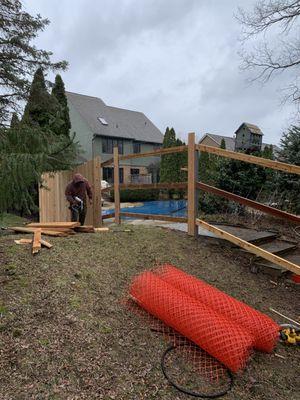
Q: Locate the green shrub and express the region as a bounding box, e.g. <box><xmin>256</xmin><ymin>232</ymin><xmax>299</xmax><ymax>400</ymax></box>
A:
<box><xmin>111</xmin><ymin>189</ymin><xmax>159</xmax><ymax>202</ymax></box>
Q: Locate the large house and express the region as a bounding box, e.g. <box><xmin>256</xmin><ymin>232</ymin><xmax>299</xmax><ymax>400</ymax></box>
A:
<box><xmin>66</xmin><ymin>92</ymin><xmax>163</xmax><ymax>184</ymax></box>
<box><xmin>199</xmin><ymin>122</ymin><xmax>279</xmax><ymax>154</ymax></box>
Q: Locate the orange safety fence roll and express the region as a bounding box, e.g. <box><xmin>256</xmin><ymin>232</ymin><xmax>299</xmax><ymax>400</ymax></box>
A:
<box><xmin>156</xmin><ymin>264</ymin><xmax>280</xmax><ymax>352</ymax></box>
<box><xmin>130</xmin><ymin>271</ymin><xmax>254</xmax><ymax>372</ymax></box>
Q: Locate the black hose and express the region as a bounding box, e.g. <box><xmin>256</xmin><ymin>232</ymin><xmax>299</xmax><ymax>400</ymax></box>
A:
<box><xmin>161</xmin><ymin>345</ymin><xmax>233</xmax><ymax>398</ymax></box>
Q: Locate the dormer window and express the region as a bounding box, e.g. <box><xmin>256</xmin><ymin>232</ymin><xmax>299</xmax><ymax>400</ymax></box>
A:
<box><xmin>98</xmin><ymin>117</ymin><xmax>108</xmax><ymax>125</ymax></box>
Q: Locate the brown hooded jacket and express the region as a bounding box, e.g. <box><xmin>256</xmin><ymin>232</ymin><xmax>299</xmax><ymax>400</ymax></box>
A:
<box><xmin>65</xmin><ymin>173</ymin><xmax>93</xmax><ymax>204</ymax></box>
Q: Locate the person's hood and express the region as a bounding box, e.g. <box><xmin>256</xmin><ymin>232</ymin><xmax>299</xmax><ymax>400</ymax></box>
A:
<box><xmin>73</xmin><ymin>173</ymin><xmax>85</xmax><ymax>183</ymax></box>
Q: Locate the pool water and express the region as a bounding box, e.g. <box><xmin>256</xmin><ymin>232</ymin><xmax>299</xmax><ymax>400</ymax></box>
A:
<box><xmin>103</xmin><ymin>200</ymin><xmax>187</xmax><ymax>217</ymax></box>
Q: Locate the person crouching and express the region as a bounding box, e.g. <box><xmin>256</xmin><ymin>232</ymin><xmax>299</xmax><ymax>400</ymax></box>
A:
<box><xmin>65</xmin><ymin>173</ymin><xmax>93</xmax><ymax>225</ymax></box>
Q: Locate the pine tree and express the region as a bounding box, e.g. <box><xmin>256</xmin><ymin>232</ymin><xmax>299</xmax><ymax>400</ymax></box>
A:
<box><xmin>160</xmin><ymin>127</ymin><xmax>177</xmax><ymax>183</ymax></box>
<box><xmin>275</xmin><ymin>126</ymin><xmax>300</xmax><ymax>213</ymax></box>
<box><xmin>0</xmin><ymin>0</ymin><xmax>67</xmax><ymax>124</ymax></box>
<box><xmin>22</xmin><ymin>67</ymin><xmax>58</xmax><ymax>129</ymax></box>
<box><xmin>52</xmin><ymin>74</ymin><xmax>71</xmax><ymax>136</ymax></box>
<box><xmin>0</xmin><ymin>69</ymin><xmax>78</xmax><ymax>215</ymax></box>
<box><xmin>220</xmin><ymin>138</ymin><xmax>226</xmax><ymax>149</ymax></box>
<box><xmin>10</xmin><ymin>113</ymin><xmax>19</xmax><ymax>128</ymax></box>
<box><xmin>0</xmin><ymin>124</ymin><xmax>77</xmax><ymax>214</ymax></box>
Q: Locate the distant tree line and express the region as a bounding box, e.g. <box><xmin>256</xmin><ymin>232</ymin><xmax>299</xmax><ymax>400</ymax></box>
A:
<box><xmin>157</xmin><ymin>126</ymin><xmax>300</xmax><ymax>216</ymax></box>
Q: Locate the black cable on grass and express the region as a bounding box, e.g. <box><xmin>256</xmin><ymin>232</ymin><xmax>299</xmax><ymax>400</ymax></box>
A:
<box><xmin>161</xmin><ymin>345</ymin><xmax>234</xmax><ymax>398</ymax></box>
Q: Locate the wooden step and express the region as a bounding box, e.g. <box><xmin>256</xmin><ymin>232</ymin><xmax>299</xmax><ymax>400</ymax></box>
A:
<box><xmin>255</xmin><ymin>253</ymin><xmax>300</xmax><ymax>277</ymax></box>
<box><xmin>212</xmin><ymin>224</ymin><xmax>278</xmax><ymax>244</ymax></box>
<box><xmin>258</xmin><ymin>239</ymin><xmax>297</xmax><ymax>256</ymax></box>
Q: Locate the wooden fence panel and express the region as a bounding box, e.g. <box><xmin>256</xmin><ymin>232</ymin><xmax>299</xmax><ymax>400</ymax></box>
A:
<box><xmin>39</xmin><ymin>159</ymin><xmax>98</xmax><ymax>225</ymax></box>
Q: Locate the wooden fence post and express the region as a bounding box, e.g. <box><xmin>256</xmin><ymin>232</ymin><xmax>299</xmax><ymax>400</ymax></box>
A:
<box><xmin>93</xmin><ymin>156</ymin><xmax>102</xmax><ymax>227</ymax></box>
<box><xmin>187</xmin><ymin>132</ymin><xmax>198</xmax><ymax>236</ymax></box>
<box><xmin>113</xmin><ymin>146</ymin><xmax>121</xmax><ymax>224</ymax></box>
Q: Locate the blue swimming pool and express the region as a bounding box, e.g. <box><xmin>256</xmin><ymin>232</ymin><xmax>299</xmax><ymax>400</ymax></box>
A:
<box><xmin>103</xmin><ymin>199</ymin><xmax>187</xmax><ymax>217</ymax></box>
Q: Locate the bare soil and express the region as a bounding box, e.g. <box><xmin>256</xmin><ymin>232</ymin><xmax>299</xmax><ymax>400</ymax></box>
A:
<box><xmin>0</xmin><ymin>224</ymin><xmax>299</xmax><ymax>400</ymax></box>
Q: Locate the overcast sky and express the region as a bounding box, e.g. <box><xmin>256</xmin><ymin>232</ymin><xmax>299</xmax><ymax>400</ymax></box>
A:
<box><xmin>24</xmin><ymin>0</ymin><xmax>296</xmax><ymax>145</ymax></box>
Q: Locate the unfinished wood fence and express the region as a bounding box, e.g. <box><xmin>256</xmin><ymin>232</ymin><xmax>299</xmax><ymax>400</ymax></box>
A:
<box><xmin>39</xmin><ymin>157</ymin><xmax>101</xmax><ymax>227</ymax></box>
<box><xmin>39</xmin><ymin>132</ymin><xmax>300</xmax><ymax>275</ymax></box>
<box><xmin>107</xmin><ymin>132</ymin><xmax>300</xmax><ymax>275</ymax></box>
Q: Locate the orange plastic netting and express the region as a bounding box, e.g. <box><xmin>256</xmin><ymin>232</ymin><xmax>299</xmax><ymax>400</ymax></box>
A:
<box><xmin>130</xmin><ymin>271</ymin><xmax>254</xmax><ymax>372</ymax></box>
<box><xmin>155</xmin><ymin>264</ymin><xmax>280</xmax><ymax>352</ymax></box>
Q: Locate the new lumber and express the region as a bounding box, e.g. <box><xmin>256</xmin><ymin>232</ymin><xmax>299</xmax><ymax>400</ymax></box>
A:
<box><xmin>14</xmin><ymin>239</ymin><xmax>32</xmax><ymax>245</ymax></box>
<box><xmin>40</xmin><ymin>239</ymin><xmax>53</xmax><ymax>249</ymax></box>
<box><xmin>196</xmin><ymin>219</ymin><xmax>300</xmax><ymax>275</ymax></box>
<box><xmin>120</xmin><ymin>212</ymin><xmax>187</xmax><ymax>223</ymax></box>
<box><xmin>197</xmin><ymin>144</ymin><xmax>300</xmax><ymax>175</ymax></box>
<box><xmin>94</xmin><ymin>227</ymin><xmax>109</xmax><ymax>232</ymax></box>
<box><xmin>114</xmin><ymin>146</ymin><xmax>121</xmax><ymax>224</ymax></box>
<box><xmin>10</xmin><ymin>226</ymin><xmax>68</xmax><ymax>237</ymax></box>
<box><xmin>188</xmin><ymin>132</ymin><xmax>198</xmax><ymax>236</ymax></box>
<box><xmin>101</xmin><ymin>145</ymin><xmax>187</xmax><ymax>167</ymax></box>
<box><xmin>32</xmin><ymin>229</ymin><xmax>42</xmax><ymax>254</ymax></box>
<box><xmin>197</xmin><ymin>181</ymin><xmax>300</xmax><ymax>224</ymax></box>
<box><xmin>27</xmin><ymin>222</ymin><xmax>80</xmax><ymax>228</ymax></box>
<box><xmin>14</xmin><ymin>238</ymin><xmax>53</xmax><ymax>248</ymax></box>
<box><xmin>119</xmin><ymin>182</ymin><xmax>187</xmax><ymax>191</ymax></box>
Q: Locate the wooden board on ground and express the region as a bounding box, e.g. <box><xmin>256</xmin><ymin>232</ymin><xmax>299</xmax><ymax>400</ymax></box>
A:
<box><xmin>94</xmin><ymin>227</ymin><xmax>109</xmax><ymax>232</ymax></box>
<box><xmin>27</xmin><ymin>222</ymin><xmax>80</xmax><ymax>228</ymax></box>
<box><xmin>14</xmin><ymin>239</ymin><xmax>32</xmax><ymax>245</ymax></box>
<box><xmin>32</xmin><ymin>229</ymin><xmax>41</xmax><ymax>254</ymax></box>
<box><xmin>14</xmin><ymin>238</ymin><xmax>53</xmax><ymax>249</ymax></box>
<box><xmin>10</xmin><ymin>226</ymin><xmax>68</xmax><ymax>237</ymax></box>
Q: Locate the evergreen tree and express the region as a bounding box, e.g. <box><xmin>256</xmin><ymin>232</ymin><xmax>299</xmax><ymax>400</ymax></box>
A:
<box><xmin>0</xmin><ymin>0</ymin><xmax>67</xmax><ymax>124</ymax></box>
<box><xmin>160</xmin><ymin>127</ymin><xmax>177</xmax><ymax>183</ymax></box>
<box><xmin>52</xmin><ymin>74</ymin><xmax>71</xmax><ymax>136</ymax></box>
<box><xmin>0</xmin><ymin>69</ymin><xmax>78</xmax><ymax>215</ymax></box>
<box><xmin>220</xmin><ymin>138</ymin><xmax>226</xmax><ymax>149</ymax></box>
<box><xmin>22</xmin><ymin>67</ymin><xmax>59</xmax><ymax>129</ymax></box>
<box><xmin>10</xmin><ymin>113</ymin><xmax>19</xmax><ymax>128</ymax></box>
<box><xmin>275</xmin><ymin>126</ymin><xmax>300</xmax><ymax>213</ymax></box>
<box><xmin>0</xmin><ymin>124</ymin><xmax>77</xmax><ymax>214</ymax></box>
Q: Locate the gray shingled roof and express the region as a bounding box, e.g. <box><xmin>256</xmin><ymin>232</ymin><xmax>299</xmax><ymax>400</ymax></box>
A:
<box><xmin>200</xmin><ymin>133</ymin><xmax>236</xmax><ymax>151</ymax></box>
<box><xmin>66</xmin><ymin>92</ymin><xmax>163</xmax><ymax>144</ymax></box>
<box><xmin>235</xmin><ymin>122</ymin><xmax>263</xmax><ymax>135</ymax></box>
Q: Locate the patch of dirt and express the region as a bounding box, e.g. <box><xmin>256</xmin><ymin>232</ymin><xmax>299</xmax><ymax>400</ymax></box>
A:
<box><xmin>0</xmin><ymin>226</ymin><xmax>299</xmax><ymax>399</ymax></box>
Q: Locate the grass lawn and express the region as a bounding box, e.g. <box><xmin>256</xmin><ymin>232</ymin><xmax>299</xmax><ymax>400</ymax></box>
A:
<box><xmin>0</xmin><ymin>212</ymin><xmax>28</xmax><ymax>227</ymax></box>
<box><xmin>0</xmin><ymin>225</ymin><xmax>299</xmax><ymax>399</ymax></box>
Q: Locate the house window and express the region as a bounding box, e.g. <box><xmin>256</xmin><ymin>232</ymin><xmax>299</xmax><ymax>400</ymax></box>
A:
<box><xmin>98</xmin><ymin>117</ymin><xmax>108</xmax><ymax>125</ymax></box>
<box><xmin>133</xmin><ymin>142</ymin><xmax>141</xmax><ymax>154</ymax></box>
<box><xmin>102</xmin><ymin>137</ymin><xmax>124</xmax><ymax>154</ymax></box>
<box><xmin>103</xmin><ymin>167</ymin><xmax>113</xmax><ymax>184</ymax></box>
<box><xmin>102</xmin><ymin>167</ymin><xmax>123</xmax><ymax>183</ymax></box>
<box><xmin>130</xmin><ymin>168</ymin><xmax>140</xmax><ymax>175</ymax></box>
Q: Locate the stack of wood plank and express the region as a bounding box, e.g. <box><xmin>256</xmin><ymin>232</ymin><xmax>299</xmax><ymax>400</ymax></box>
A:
<box><xmin>11</xmin><ymin>222</ymin><xmax>109</xmax><ymax>254</ymax></box>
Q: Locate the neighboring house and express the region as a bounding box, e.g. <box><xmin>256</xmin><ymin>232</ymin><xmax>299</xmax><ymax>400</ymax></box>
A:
<box><xmin>66</xmin><ymin>91</ymin><xmax>163</xmax><ymax>184</ymax></box>
<box><xmin>199</xmin><ymin>133</ymin><xmax>235</xmax><ymax>151</ymax></box>
<box><xmin>234</xmin><ymin>122</ymin><xmax>263</xmax><ymax>151</ymax></box>
<box><xmin>199</xmin><ymin>122</ymin><xmax>280</xmax><ymax>155</ymax></box>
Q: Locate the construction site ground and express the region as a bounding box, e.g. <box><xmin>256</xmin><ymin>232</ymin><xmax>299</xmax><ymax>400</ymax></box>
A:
<box><xmin>0</xmin><ymin>221</ymin><xmax>299</xmax><ymax>399</ymax></box>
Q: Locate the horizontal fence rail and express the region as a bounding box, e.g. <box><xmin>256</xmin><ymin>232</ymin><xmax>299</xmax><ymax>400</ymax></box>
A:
<box><xmin>196</xmin><ymin>219</ymin><xmax>300</xmax><ymax>275</ymax></box>
<box><xmin>120</xmin><ymin>212</ymin><xmax>187</xmax><ymax>223</ymax></box>
<box><xmin>101</xmin><ymin>145</ymin><xmax>187</xmax><ymax>167</ymax></box>
<box><xmin>119</xmin><ymin>182</ymin><xmax>187</xmax><ymax>191</ymax></box>
<box><xmin>197</xmin><ymin>182</ymin><xmax>300</xmax><ymax>224</ymax></box>
<box><xmin>197</xmin><ymin>144</ymin><xmax>300</xmax><ymax>175</ymax></box>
